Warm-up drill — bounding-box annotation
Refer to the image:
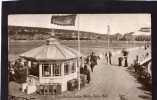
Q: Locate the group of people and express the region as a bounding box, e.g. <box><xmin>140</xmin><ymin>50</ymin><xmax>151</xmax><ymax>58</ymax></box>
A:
<box><xmin>132</xmin><ymin>55</ymin><xmax>152</xmax><ymax>83</ymax></box>
<box><xmin>133</xmin><ymin>44</ymin><xmax>152</xmax><ymax>81</ymax></box>
<box><xmin>81</xmin><ymin>49</ymin><xmax>129</xmax><ymax>84</ymax></box>
<box><xmin>84</xmin><ymin>51</ymin><xmax>99</xmax><ymax>72</ymax></box>
<box><xmin>80</xmin><ymin>51</ymin><xmax>99</xmax><ymax>84</ymax></box>
<box><xmin>118</xmin><ymin>49</ymin><xmax>129</xmax><ymax>67</ymax></box>
<box><xmin>8</xmin><ymin>59</ymin><xmax>27</xmax><ymax>82</ymax></box>
<box><xmin>104</xmin><ymin>49</ymin><xmax>128</xmax><ymax>67</ymax></box>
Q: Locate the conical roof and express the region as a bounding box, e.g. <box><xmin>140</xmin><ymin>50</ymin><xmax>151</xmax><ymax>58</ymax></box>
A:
<box><xmin>20</xmin><ymin>38</ymin><xmax>83</xmax><ymax>61</ymax></box>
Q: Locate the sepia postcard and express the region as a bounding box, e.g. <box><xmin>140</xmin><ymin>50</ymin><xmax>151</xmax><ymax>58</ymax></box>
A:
<box><xmin>7</xmin><ymin>14</ymin><xmax>152</xmax><ymax>100</ymax></box>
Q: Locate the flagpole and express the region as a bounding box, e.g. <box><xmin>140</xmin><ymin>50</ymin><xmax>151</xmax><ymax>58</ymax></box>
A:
<box><xmin>107</xmin><ymin>25</ymin><xmax>110</xmax><ymax>51</ymax></box>
<box><xmin>77</xmin><ymin>14</ymin><xmax>81</xmax><ymax>90</ymax></box>
<box><xmin>51</xmin><ymin>14</ymin><xmax>80</xmax><ymax>90</ymax></box>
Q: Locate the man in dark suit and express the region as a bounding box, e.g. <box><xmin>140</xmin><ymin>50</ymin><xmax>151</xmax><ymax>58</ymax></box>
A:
<box><xmin>109</xmin><ymin>51</ymin><xmax>112</xmax><ymax>65</ymax></box>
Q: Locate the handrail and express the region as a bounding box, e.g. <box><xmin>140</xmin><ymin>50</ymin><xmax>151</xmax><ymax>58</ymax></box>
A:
<box><xmin>139</xmin><ymin>56</ymin><xmax>151</xmax><ymax>66</ymax></box>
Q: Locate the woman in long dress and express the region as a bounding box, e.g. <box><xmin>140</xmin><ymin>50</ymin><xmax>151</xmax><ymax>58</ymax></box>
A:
<box><xmin>84</xmin><ymin>65</ymin><xmax>91</xmax><ymax>84</ymax></box>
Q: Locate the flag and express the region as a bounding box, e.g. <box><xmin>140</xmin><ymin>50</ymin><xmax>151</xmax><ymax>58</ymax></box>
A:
<box><xmin>51</xmin><ymin>14</ymin><xmax>76</xmax><ymax>26</ymax></box>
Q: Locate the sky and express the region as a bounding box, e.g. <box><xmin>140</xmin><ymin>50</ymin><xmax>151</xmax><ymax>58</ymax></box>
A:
<box><xmin>8</xmin><ymin>14</ymin><xmax>151</xmax><ymax>35</ymax></box>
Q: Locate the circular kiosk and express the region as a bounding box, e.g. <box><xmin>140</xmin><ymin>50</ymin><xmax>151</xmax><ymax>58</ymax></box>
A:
<box><xmin>20</xmin><ymin>38</ymin><xmax>84</xmax><ymax>94</ymax></box>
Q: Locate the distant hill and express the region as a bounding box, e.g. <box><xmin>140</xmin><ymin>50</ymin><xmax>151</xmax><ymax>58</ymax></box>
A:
<box><xmin>8</xmin><ymin>26</ymin><xmax>51</xmax><ymax>40</ymax></box>
<box><xmin>8</xmin><ymin>25</ymin><xmax>151</xmax><ymax>41</ymax></box>
<box><xmin>8</xmin><ymin>25</ymin><xmax>107</xmax><ymax>40</ymax></box>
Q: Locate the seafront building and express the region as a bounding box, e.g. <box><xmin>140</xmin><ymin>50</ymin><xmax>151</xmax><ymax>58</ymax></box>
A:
<box><xmin>20</xmin><ymin>38</ymin><xmax>84</xmax><ymax>94</ymax></box>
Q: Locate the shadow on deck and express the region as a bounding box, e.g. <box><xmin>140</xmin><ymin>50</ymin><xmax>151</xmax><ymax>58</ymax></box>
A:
<box><xmin>126</xmin><ymin>67</ymin><xmax>152</xmax><ymax>100</ymax></box>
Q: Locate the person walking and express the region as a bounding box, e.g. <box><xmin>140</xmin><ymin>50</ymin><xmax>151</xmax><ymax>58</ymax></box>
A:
<box><xmin>109</xmin><ymin>51</ymin><xmax>112</xmax><ymax>65</ymax></box>
<box><xmin>118</xmin><ymin>57</ymin><xmax>123</xmax><ymax>66</ymax></box>
<box><xmin>90</xmin><ymin>51</ymin><xmax>97</xmax><ymax>72</ymax></box>
<box><xmin>80</xmin><ymin>67</ymin><xmax>84</xmax><ymax>74</ymax></box>
<box><xmin>105</xmin><ymin>52</ymin><xmax>108</xmax><ymax>64</ymax></box>
<box><xmin>84</xmin><ymin>65</ymin><xmax>91</xmax><ymax>84</ymax></box>
<box><xmin>124</xmin><ymin>56</ymin><xmax>128</xmax><ymax>67</ymax></box>
<box><xmin>85</xmin><ymin>55</ymin><xmax>90</xmax><ymax>65</ymax></box>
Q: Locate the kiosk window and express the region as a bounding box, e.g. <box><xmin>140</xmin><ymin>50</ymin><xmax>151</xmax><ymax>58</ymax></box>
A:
<box><xmin>64</xmin><ymin>62</ymin><xmax>69</xmax><ymax>75</ymax></box>
<box><xmin>42</xmin><ymin>64</ymin><xmax>51</xmax><ymax>77</ymax></box>
<box><xmin>71</xmin><ymin>62</ymin><xmax>76</xmax><ymax>73</ymax></box>
<box><xmin>52</xmin><ymin>64</ymin><xmax>61</xmax><ymax>76</ymax></box>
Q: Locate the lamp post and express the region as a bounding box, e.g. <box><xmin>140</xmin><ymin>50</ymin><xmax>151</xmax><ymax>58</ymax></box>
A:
<box><xmin>107</xmin><ymin>25</ymin><xmax>110</xmax><ymax>51</ymax></box>
<box><xmin>77</xmin><ymin>14</ymin><xmax>81</xmax><ymax>90</ymax></box>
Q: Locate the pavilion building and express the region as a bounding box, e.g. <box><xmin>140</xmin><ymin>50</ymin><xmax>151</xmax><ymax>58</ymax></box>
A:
<box><xmin>20</xmin><ymin>38</ymin><xmax>84</xmax><ymax>94</ymax></box>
